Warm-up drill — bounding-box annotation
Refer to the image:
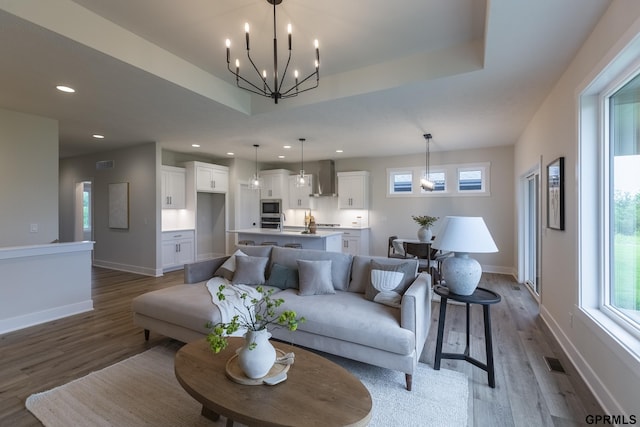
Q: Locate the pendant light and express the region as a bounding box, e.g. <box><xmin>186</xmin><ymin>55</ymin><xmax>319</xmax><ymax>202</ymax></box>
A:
<box><xmin>296</xmin><ymin>138</ymin><xmax>306</xmax><ymax>187</ymax></box>
<box><xmin>420</xmin><ymin>133</ymin><xmax>435</xmax><ymax>191</ymax></box>
<box><xmin>249</xmin><ymin>144</ymin><xmax>263</xmax><ymax>190</ymax></box>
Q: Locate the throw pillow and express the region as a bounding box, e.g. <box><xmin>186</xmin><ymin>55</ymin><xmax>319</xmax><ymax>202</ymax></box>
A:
<box><xmin>214</xmin><ymin>249</ymin><xmax>247</xmax><ymax>280</ymax></box>
<box><xmin>266</xmin><ymin>263</ymin><xmax>299</xmax><ymax>290</ymax></box>
<box><xmin>231</xmin><ymin>256</ymin><xmax>269</xmax><ymax>285</ymax></box>
<box><xmin>365</xmin><ymin>260</ymin><xmax>415</xmax><ymax>307</ymax></box>
<box><xmin>297</xmin><ymin>260</ymin><xmax>335</xmax><ymax>296</ymax></box>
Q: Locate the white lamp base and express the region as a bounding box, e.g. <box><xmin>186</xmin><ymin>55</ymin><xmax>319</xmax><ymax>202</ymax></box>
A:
<box><xmin>441</xmin><ymin>252</ymin><xmax>481</xmax><ymax>296</ymax></box>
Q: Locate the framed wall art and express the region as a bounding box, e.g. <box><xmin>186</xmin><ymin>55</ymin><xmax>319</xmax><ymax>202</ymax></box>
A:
<box><xmin>546</xmin><ymin>157</ymin><xmax>564</xmax><ymax>230</ymax></box>
<box><xmin>108</xmin><ymin>182</ymin><xmax>129</xmax><ymax>229</ymax></box>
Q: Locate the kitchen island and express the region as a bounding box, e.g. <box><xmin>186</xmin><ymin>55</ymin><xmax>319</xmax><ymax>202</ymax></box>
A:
<box><xmin>229</xmin><ymin>228</ymin><xmax>343</xmax><ymax>252</ymax></box>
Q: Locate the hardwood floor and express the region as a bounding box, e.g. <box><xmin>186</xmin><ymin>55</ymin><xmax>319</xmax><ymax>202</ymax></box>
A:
<box><xmin>0</xmin><ymin>269</ymin><xmax>601</xmax><ymax>426</ymax></box>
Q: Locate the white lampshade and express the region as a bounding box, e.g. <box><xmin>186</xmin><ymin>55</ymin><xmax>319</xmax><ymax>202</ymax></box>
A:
<box><xmin>431</xmin><ymin>216</ymin><xmax>498</xmax><ymax>253</ymax></box>
<box><xmin>431</xmin><ymin>216</ymin><xmax>498</xmax><ymax>296</ymax></box>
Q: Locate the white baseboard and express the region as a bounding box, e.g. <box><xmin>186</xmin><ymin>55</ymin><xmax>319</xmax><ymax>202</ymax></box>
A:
<box><xmin>0</xmin><ymin>300</ymin><xmax>93</xmax><ymax>335</ymax></box>
<box><xmin>93</xmin><ymin>259</ymin><xmax>161</xmax><ymax>277</ymax></box>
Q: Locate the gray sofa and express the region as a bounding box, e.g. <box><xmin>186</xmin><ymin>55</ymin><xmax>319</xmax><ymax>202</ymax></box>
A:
<box><xmin>132</xmin><ymin>245</ymin><xmax>432</xmax><ymax>390</ymax></box>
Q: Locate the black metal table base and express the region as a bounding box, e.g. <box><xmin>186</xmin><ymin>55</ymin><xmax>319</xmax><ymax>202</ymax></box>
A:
<box><xmin>433</xmin><ymin>285</ymin><xmax>501</xmax><ymax>388</ymax></box>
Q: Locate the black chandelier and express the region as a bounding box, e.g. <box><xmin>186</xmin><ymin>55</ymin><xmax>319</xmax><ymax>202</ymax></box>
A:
<box><xmin>225</xmin><ymin>0</ymin><xmax>320</xmax><ymax>104</ymax></box>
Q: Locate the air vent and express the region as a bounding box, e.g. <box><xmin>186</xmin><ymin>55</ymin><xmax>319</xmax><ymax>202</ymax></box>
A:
<box><xmin>543</xmin><ymin>356</ymin><xmax>566</xmax><ymax>374</ymax></box>
<box><xmin>96</xmin><ymin>160</ymin><xmax>114</xmax><ymax>170</ymax></box>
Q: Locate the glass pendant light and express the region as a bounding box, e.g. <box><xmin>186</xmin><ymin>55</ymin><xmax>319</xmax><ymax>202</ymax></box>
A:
<box><xmin>249</xmin><ymin>144</ymin><xmax>263</xmax><ymax>190</ymax></box>
<box><xmin>296</xmin><ymin>138</ymin><xmax>306</xmax><ymax>187</ymax></box>
<box><xmin>420</xmin><ymin>133</ymin><xmax>435</xmax><ymax>191</ymax></box>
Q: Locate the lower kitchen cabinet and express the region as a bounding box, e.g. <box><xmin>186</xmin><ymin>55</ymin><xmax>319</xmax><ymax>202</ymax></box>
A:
<box><xmin>340</xmin><ymin>229</ymin><xmax>370</xmax><ymax>256</ymax></box>
<box><xmin>162</xmin><ymin>230</ymin><xmax>195</xmax><ymax>271</ymax></box>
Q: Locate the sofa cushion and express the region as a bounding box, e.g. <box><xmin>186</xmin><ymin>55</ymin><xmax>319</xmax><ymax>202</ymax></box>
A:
<box><xmin>131</xmin><ymin>284</ymin><xmax>220</xmax><ymax>334</ymax></box>
<box><xmin>349</xmin><ymin>255</ymin><xmax>418</xmax><ymax>293</ymax></box>
<box><xmin>297</xmin><ymin>260</ymin><xmax>335</xmax><ymax>296</ymax></box>
<box><xmin>270</xmin><ymin>246</ymin><xmax>353</xmax><ymax>291</ymax></box>
<box><xmin>266</xmin><ymin>263</ymin><xmax>299</xmax><ymax>289</ymax></box>
<box><xmin>277</xmin><ymin>290</ymin><xmax>414</xmax><ymax>355</ymax></box>
<box><xmin>232</xmin><ymin>255</ymin><xmax>269</xmax><ymax>285</ymax></box>
<box><xmin>365</xmin><ymin>260</ymin><xmax>416</xmax><ymax>307</ymax></box>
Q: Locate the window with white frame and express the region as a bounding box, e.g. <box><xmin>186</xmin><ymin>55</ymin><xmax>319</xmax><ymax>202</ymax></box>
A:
<box><xmin>387</xmin><ymin>162</ymin><xmax>490</xmax><ymax>197</ymax></box>
<box><xmin>389</xmin><ymin>170</ymin><xmax>413</xmax><ymax>194</ymax></box>
<box><xmin>579</xmin><ymin>42</ymin><xmax>640</xmax><ymax>348</ymax></box>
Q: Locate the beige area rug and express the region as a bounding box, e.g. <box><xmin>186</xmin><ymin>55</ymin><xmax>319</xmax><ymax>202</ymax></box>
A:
<box><xmin>26</xmin><ymin>346</ymin><xmax>468</xmax><ymax>427</ymax></box>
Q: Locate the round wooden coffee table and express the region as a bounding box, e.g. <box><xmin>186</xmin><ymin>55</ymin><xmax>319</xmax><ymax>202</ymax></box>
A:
<box><xmin>175</xmin><ymin>337</ymin><xmax>372</xmax><ymax>427</ymax></box>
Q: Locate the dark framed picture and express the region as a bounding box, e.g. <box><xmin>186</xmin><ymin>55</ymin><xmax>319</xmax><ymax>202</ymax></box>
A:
<box><xmin>547</xmin><ymin>157</ymin><xmax>564</xmax><ymax>230</ymax></box>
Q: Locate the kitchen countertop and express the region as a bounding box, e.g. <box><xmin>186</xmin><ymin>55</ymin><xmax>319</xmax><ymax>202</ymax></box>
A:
<box><xmin>284</xmin><ymin>225</ymin><xmax>371</xmax><ymax>230</ymax></box>
<box><xmin>229</xmin><ymin>228</ymin><xmax>343</xmax><ymax>238</ymax></box>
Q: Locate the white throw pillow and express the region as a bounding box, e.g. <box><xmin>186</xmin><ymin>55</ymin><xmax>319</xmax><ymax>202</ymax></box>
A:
<box><xmin>214</xmin><ymin>249</ymin><xmax>247</xmax><ymax>280</ymax></box>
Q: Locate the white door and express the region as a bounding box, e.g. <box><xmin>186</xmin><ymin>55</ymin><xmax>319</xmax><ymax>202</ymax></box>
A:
<box><xmin>523</xmin><ymin>172</ymin><xmax>540</xmax><ymax>296</ymax></box>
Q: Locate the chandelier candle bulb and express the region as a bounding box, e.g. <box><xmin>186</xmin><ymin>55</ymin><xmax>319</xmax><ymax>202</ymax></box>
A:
<box><xmin>245</xmin><ymin>23</ymin><xmax>250</xmax><ymax>50</ymax></box>
<box><xmin>288</xmin><ymin>24</ymin><xmax>292</xmax><ymax>50</ymax></box>
<box><xmin>225</xmin><ymin>39</ymin><xmax>231</xmax><ymax>63</ymax></box>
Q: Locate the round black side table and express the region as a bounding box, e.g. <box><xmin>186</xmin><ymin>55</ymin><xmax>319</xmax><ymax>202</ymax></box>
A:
<box><xmin>433</xmin><ymin>284</ymin><xmax>502</xmax><ymax>388</ymax></box>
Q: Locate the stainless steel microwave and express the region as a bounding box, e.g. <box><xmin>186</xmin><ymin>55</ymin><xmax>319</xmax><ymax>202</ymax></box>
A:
<box><xmin>260</xmin><ymin>199</ymin><xmax>282</xmax><ymax>216</ymax></box>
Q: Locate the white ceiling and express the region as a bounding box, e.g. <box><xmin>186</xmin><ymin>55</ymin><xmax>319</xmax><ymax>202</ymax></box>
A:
<box><xmin>0</xmin><ymin>0</ymin><xmax>611</xmax><ymax>162</ymax></box>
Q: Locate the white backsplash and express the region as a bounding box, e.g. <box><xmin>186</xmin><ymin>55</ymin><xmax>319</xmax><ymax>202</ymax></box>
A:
<box><xmin>283</xmin><ymin>197</ymin><xmax>369</xmax><ymax>228</ymax></box>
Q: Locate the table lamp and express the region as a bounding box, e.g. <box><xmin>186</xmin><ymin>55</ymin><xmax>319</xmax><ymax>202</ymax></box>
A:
<box><xmin>431</xmin><ymin>216</ymin><xmax>498</xmax><ymax>295</ymax></box>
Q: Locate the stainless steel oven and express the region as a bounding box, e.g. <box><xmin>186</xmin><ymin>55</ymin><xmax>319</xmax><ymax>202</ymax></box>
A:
<box><xmin>260</xmin><ymin>199</ymin><xmax>282</xmax><ymax>216</ymax></box>
<box><xmin>260</xmin><ymin>216</ymin><xmax>281</xmax><ymax>229</ymax></box>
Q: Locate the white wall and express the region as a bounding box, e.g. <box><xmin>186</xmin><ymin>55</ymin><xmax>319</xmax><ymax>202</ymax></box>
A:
<box><xmin>335</xmin><ymin>145</ymin><xmax>515</xmax><ymax>273</ymax></box>
<box><xmin>0</xmin><ymin>109</ymin><xmax>58</xmax><ymax>246</ymax></box>
<box><xmin>514</xmin><ymin>0</ymin><xmax>640</xmax><ymax>416</ymax></box>
<box><xmin>59</xmin><ymin>142</ymin><xmax>160</xmax><ymax>275</ymax></box>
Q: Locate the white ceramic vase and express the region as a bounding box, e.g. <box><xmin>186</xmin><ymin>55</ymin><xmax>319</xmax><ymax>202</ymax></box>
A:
<box><xmin>417</xmin><ymin>226</ymin><xmax>432</xmax><ymax>242</ymax></box>
<box><xmin>237</xmin><ymin>329</ymin><xmax>276</xmax><ymax>379</ymax></box>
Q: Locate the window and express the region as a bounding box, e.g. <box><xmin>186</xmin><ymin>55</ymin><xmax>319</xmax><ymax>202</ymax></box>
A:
<box><xmin>606</xmin><ymin>74</ymin><xmax>640</xmax><ymax>330</ymax></box>
<box><xmin>458</xmin><ymin>167</ymin><xmax>485</xmax><ymax>192</ymax></box>
<box><xmin>387</xmin><ymin>162</ymin><xmax>490</xmax><ymax>197</ymax></box>
<box><xmin>421</xmin><ymin>170</ymin><xmax>446</xmax><ymax>193</ymax></box>
<box><xmin>390</xmin><ymin>170</ymin><xmax>412</xmax><ymax>194</ymax></box>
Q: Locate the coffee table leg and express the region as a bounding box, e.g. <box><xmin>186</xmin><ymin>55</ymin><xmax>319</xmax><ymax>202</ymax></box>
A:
<box><xmin>201</xmin><ymin>406</ymin><xmax>220</xmax><ymax>421</ymax></box>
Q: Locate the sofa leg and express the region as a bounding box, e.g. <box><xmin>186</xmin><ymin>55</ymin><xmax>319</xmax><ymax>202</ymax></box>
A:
<box><xmin>405</xmin><ymin>373</ymin><xmax>413</xmax><ymax>391</ymax></box>
<box><xmin>144</xmin><ymin>329</ymin><xmax>150</xmax><ymax>341</ymax></box>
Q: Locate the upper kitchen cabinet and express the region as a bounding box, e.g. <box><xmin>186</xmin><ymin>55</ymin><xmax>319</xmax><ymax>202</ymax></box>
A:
<box><xmin>337</xmin><ymin>171</ymin><xmax>369</xmax><ymax>209</ymax></box>
<box><xmin>260</xmin><ymin>169</ymin><xmax>290</xmax><ymax>200</ymax></box>
<box><xmin>288</xmin><ymin>174</ymin><xmax>314</xmax><ymax>209</ymax></box>
<box><xmin>161</xmin><ymin>166</ymin><xmax>186</xmax><ymax>209</ymax></box>
<box><xmin>193</xmin><ymin>162</ymin><xmax>229</xmax><ymax>193</ymax></box>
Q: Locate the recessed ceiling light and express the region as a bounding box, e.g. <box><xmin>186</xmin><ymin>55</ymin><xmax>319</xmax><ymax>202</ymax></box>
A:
<box><xmin>227</xmin><ymin>152</ymin><xmax>235</xmax><ymax>156</ymax></box>
<box><xmin>192</xmin><ymin>144</ymin><xmax>200</xmax><ymax>148</ymax></box>
<box><xmin>336</xmin><ymin>149</ymin><xmax>344</xmax><ymax>153</ymax></box>
<box><xmin>278</xmin><ymin>155</ymin><xmax>285</xmax><ymax>159</ymax></box>
<box><xmin>92</xmin><ymin>134</ymin><xmax>104</xmax><ymax>139</ymax></box>
<box><xmin>283</xmin><ymin>145</ymin><xmax>291</xmax><ymax>149</ymax></box>
<box><xmin>56</xmin><ymin>85</ymin><xmax>75</xmax><ymax>93</ymax></box>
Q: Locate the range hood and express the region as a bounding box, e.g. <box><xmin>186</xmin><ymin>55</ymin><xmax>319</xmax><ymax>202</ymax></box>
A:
<box><xmin>310</xmin><ymin>159</ymin><xmax>337</xmax><ymax>197</ymax></box>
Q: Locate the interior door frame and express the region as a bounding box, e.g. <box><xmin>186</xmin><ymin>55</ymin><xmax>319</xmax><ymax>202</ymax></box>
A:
<box><xmin>518</xmin><ymin>160</ymin><xmax>542</xmax><ymax>301</ymax></box>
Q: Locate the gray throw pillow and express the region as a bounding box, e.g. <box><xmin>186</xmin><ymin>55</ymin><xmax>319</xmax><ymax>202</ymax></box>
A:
<box><xmin>266</xmin><ymin>263</ymin><xmax>299</xmax><ymax>289</ymax></box>
<box><xmin>231</xmin><ymin>255</ymin><xmax>269</xmax><ymax>285</ymax></box>
<box><xmin>297</xmin><ymin>260</ymin><xmax>335</xmax><ymax>296</ymax></box>
<box><xmin>214</xmin><ymin>249</ymin><xmax>247</xmax><ymax>280</ymax></box>
<box><xmin>365</xmin><ymin>260</ymin><xmax>415</xmax><ymax>307</ymax></box>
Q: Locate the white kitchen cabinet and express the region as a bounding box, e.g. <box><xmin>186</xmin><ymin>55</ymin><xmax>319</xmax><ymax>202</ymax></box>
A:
<box><xmin>260</xmin><ymin>169</ymin><xmax>289</xmax><ymax>200</ymax></box>
<box><xmin>340</xmin><ymin>228</ymin><xmax>370</xmax><ymax>256</ymax></box>
<box><xmin>161</xmin><ymin>166</ymin><xmax>186</xmax><ymax>209</ymax></box>
<box><xmin>288</xmin><ymin>174</ymin><xmax>313</xmax><ymax>209</ymax></box>
<box><xmin>162</xmin><ymin>230</ymin><xmax>195</xmax><ymax>271</ymax></box>
<box><xmin>195</xmin><ymin>162</ymin><xmax>229</xmax><ymax>193</ymax></box>
<box><xmin>337</xmin><ymin>171</ymin><xmax>369</xmax><ymax>209</ymax></box>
